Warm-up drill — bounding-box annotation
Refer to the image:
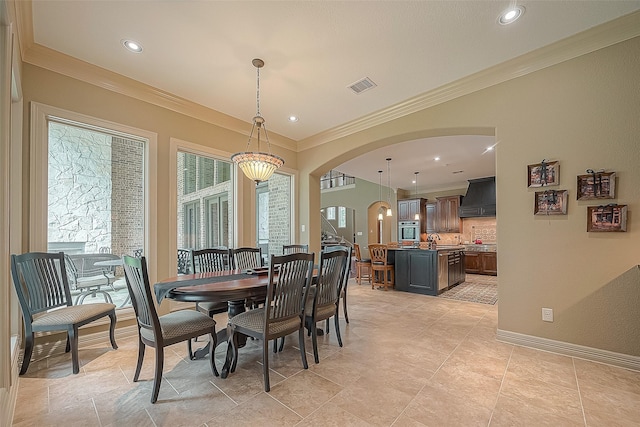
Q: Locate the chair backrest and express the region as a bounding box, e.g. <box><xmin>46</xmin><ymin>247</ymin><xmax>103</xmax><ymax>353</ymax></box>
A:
<box><xmin>315</xmin><ymin>248</ymin><xmax>349</xmax><ymax>310</ymax></box>
<box><xmin>264</xmin><ymin>253</ymin><xmax>315</xmax><ymax>333</ymax></box>
<box><xmin>69</xmin><ymin>253</ymin><xmax>121</xmax><ymax>277</ymax></box>
<box><xmin>177</xmin><ymin>249</ymin><xmax>191</xmax><ymax>274</ymax></box>
<box><xmin>368</xmin><ymin>244</ymin><xmax>389</xmax><ymax>264</ymax></box>
<box><xmin>11</xmin><ymin>252</ymin><xmax>73</xmax><ymax>319</ymax></box>
<box><xmin>191</xmin><ymin>248</ymin><xmax>228</xmax><ymax>273</ymax></box>
<box><xmin>283</xmin><ymin>244</ymin><xmax>309</xmax><ymax>255</ymax></box>
<box><xmin>353</xmin><ymin>243</ymin><xmax>364</xmax><ymax>262</ymax></box>
<box><xmin>229</xmin><ymin>247</ymin><xmax>262</xmax><ymax>270</ymax></box>
<box><xmin>122</xmin><ymin>255</ymin><xmax>161</xmax><ymax>338</ymax></box>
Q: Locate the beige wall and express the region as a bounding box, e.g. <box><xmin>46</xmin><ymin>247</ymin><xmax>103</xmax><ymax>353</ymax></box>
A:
<box><xmin>299</xmin><ymin>36</ymin><xmax>640</xmax><ymax>357</ymax></box>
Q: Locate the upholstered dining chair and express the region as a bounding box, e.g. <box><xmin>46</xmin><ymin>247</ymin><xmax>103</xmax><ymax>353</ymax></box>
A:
<box><xmin>305</xmin><ymin>247</ymin><xmax>349</xmax><ymax>363</ymax></box>
<box><xmin>11</xmin><ymin>252</ymin><xmax>118</xmax><ymax>375</ymax></box>
<box><xmin>227</xmin><ymin>252</ymin><xmax>315</xmax><ymax>392</ymax></box>
<box><xmin>188</xmin><ymin>247</ymin><xmax>229</xmax><ymax>358</ymax></box>
<box><xmin>353</xmin><ymin>243</ymin><xmax>372</xmax><ymax>285</ymax></box>
<box><xmin>122</xmin><ymin>255</ymin><xmax>218</xmax><ymax>403</ymax></box>
<box><xmin>283</xmin><ymin>244</ymin><xmax>309</xmax><ymax>254</ymax></box>
<box><xmin>369</xmin><ymin>244</ymin><xmax>394</xmax><ymax>291</ymax></box>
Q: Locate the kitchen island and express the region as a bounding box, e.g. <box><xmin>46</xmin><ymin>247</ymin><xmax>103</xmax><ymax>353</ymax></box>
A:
<box><xmin>391</xmin><ymin>246</ymin><xmax>466</xmax><ymax>296</ymax></box>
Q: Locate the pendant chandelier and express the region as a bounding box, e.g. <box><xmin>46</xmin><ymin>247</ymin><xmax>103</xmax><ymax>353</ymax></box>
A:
<box><xmin>386</xmin><ymin>158</ymin><xmax>393</xmax><ymax>217</ymax></box>
<box><xmin>231</xmin><ymin>58</ymin><xmax>284</xmax><ymax>184</ymax></box>
<box><xmin>414</xmin><ymin>172</ymin><xmax>420</xmax><ymax>220</ymax></box>
<box><xmin>377</xmin><ymin>170</ymin><xmax>384</xmax><ymax>221</ymax></box>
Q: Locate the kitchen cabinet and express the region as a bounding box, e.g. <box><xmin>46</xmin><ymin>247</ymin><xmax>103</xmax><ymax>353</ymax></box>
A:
<box><xmin>398</xmin><ymin>198</ymin><xmax>426</xmax><ymax>222</ymax></box>
<box><xmin>425</xmin><ymin>202</ymin><xmax>437</xmax><ymax>234</ymax></box>
<box><xmin>464</xmin><ymin>251</ymin><xmax>497</xmax><ymax>275</ymax></box>
<box><xmin>394</xmin><ymin>249</ymin><xmax>438</xmax><ymax>295</ymax></box>
<box><xmin>436</xmin><ymin>196</ymin><xmax>461</xmax><ymax>233</ymax></box>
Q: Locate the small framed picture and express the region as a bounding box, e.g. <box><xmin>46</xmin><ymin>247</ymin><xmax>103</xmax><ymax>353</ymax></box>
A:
<box><xmin>587</xmin><ymin>204</ymin><xmax>627</xmax><ymax>232</ymax></box>
<box><xmin>528</xmin><ymin>161</ymin><xmax>559</xmax><ymax>188</ymax></box>
<box><xmin>577</xmin><ymin>172</ymin><xmax>615</xmax><ymax>200</ymax></box>
<box><xmin>534</xmin><ymin>190</ymin><xmax>568</xmax><ymax>215</ymax></box>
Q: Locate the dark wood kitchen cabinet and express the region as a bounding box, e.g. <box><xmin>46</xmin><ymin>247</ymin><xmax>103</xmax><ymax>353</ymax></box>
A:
<box><xmin>398</xmin><ymin>198</ymin><xmax>426</xmax><ymax>222</ymax></box>
<box><xmin>425</xmin><ymin>202</ymin><xmax>436</xmax><ymax>234</ymax></box>
<box><xmin>464</xmin><ymin>251</ymin><xmax>497</xmax><ymax>276</ymax></box>
<box><xmin>436</xmin><ymin>196</ymin><xmax>461</xmax><ymax>233</ymax></box>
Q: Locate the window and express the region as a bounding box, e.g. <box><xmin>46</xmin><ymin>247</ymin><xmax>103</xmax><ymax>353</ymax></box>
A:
<box><xmin>177</xmin><ymin>151</ymin><xmax>233</xmax><ymax>257</ymax></box>
<box><xmin>338</xmin><ymin>206</ymin><xmax>346</xmax><ymax>228</ymax></box>
<box><xmin>326</xmin><ymin>206</ymin><xmax>336</xmax><ymax>220</ymax></box>
<box><xmin>256</xmin><ymin>172</ymin><xmax>293</xmax><ymax>257</ymax></box>
<box><xmin>46</xmin><ymin>121</ymin><xmax>146</xmax><ymax>308</ymax></box>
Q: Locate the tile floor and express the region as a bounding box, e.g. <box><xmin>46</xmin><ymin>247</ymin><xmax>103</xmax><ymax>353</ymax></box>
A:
<box><xmin>12</xmin><ymin>276</ymin><xmax>640</xmax><ymax>426</ymax></box>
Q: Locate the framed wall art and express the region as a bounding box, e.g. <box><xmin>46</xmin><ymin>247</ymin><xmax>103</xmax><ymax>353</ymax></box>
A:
<box><xmin>587</xmin><ymin>204</ymin><xmax>627</xmax><ymax>232</ymax></box>
<box><xmin>534</xmin><ymin>190</ymin><xmax>568</xmax><ymax>215</ymax></box>
<box><xmin>527</xmin><ymin>160</ymin><xmax>559</xmax><ymax>188</ymax></box>
<box><xmin>577</xmin><ymin>171</ymin><xmax>615</xmax><ymax>200</ymax></box>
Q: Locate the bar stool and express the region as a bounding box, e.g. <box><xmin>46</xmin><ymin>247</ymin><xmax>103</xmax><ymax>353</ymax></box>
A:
<box><xmin>369</xmin><ymin>244</ymin><xmax>394</xmax><ymax>291</ymax></box>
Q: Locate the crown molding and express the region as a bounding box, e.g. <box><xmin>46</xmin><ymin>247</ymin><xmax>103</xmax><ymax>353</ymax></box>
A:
<box><xmin>297</xmin><ymin>11</ymin><xmax>640</xmax><ymax>152</ymax></box>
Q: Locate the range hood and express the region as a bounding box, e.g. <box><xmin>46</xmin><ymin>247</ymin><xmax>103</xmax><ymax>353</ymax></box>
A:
<box><xmin>459</xmin><ymin>176</ymin><xmax>496</xmax><ymax>218</ymax></box>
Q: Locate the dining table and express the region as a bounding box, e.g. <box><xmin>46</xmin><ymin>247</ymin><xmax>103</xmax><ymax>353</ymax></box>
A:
<box><xmin>154</xmin><ymin>268</ymin><xmax>273</xmax><ymax>378</ymax></box>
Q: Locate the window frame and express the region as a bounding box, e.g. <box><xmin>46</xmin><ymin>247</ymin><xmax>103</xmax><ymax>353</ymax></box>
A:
<box><xmin>30</xmin><ymin>102</ymin><xmax>158</xmax><ymax>319</ymax></box>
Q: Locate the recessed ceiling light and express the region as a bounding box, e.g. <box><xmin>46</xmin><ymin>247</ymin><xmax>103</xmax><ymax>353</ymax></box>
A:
<box><xmin>498</xmin><ymin>6</ymin><xmax>525</xmax><ymax>25</ymax></box>
<box><xmin>288</xmin><ymin>115</ymin><xmax>299</xmax><ymax>122</ymax></box>
<box><xmin>486</xmin><ymin>146</ymin><xmax>494</xmax><ymax>151</ymax></box>
<box><xmin>434</xmin><ymin>157</ymin><xmax>440</xmax><ymax>161</ymax></box>
<box><xmin>122</xmin><ymin>39</ymin><xmax>143</xmax><ymax>53</ymax></box>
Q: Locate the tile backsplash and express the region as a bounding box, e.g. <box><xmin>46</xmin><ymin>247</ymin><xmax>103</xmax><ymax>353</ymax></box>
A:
<box><xmin>462</xmin><ymin>217</ymin><xmax>497</xmax><ymax>244</ymax></box>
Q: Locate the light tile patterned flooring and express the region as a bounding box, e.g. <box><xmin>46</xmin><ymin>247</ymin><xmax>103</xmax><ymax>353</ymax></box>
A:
<box><xmin>13</xmin><ymin>278</ymin><xmax>640</xmax><ymax>426</ymax></box>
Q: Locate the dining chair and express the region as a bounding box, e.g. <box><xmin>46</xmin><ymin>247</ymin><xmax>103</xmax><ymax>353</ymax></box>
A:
<box><xmin>369</xmin><ymin>244</ymin><xmax>394</xmax><ymax>291</ymax></box>
<box><xmin>122</xmin><ymin>255</ymin><xmax>218</xmax><ymax>403</ymax></box>
<box><xmin>230</xmin><ymin>247</ymin><xmax>265</xmax><ymax>309</ymax></box>
<box><xmin>229</xmin><ymin>247</ymin><xmax>263</xmax><ymax>270</ymax></box>
<box><xmin>305</xmin><ymin>247</ymin><xmax>349</xmax><ymax>363</ymax></box>
<box><xmin>283</xmin><ymin>244</ymin><xmax>308</xmax><ymax>254</ymax></box>
<box><xmin>189</xmin><ymin>247</ymin><xmax>229</xmax><ymax>358</ymax></box>
<box><xmin>353</xmin><ymin>243</ymin><xmax>372</xmax><ymax>285</ymax></box>
<box><xmin>227</xmin><ymin>252</ymin><xmax>315</xmax><ymax>392</ymax></box>
<box><xmin>11</xmin><ymin>252</ymin><xmax>118</xmax><ymax>375</ymax></box>
<box><xmin>322</xmin><ymin>245</ymin><xmax>352</xmax><ymax>325</ymax></box>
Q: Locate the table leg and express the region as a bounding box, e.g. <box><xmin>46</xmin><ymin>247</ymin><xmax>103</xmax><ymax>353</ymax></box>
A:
<box><xmin>220</xmin><ymin>299</ymin><xmax>248</xmax><ymax>378</ymax></box>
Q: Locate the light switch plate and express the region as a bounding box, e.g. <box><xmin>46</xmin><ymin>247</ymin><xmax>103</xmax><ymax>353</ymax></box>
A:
<box><xmin>542</xmin><ymin>308</ymin><xmax>554</xmax><ymax>322</ymax></box>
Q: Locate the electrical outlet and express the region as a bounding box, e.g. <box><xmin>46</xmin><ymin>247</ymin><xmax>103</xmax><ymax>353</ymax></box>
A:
<box><xmin>301</xmin><ymin>224</ymin><xmax>305</xmax><ymax>232</ymax></box>
<box><xmin>542</xmin><ymin>308</ymin><xmax>554</xmax><ymax>322</ymax></box>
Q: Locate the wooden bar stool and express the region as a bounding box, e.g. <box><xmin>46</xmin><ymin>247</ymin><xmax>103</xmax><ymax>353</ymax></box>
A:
<box><xmin>368</xmin><ymin>244</ymin><xmax>394</xmax><ymax>291</ymax></box>
<box><xmin>353</xmin><ymin>243</ymin><xmax>372</xmax><ymax>285</ymax></box>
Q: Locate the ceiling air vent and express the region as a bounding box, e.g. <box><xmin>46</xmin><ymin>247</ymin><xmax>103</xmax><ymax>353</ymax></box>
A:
<box><xmin>347</xmin><ymin>77</ymin><xmax>377</xmax><ymax>95</ymax></box>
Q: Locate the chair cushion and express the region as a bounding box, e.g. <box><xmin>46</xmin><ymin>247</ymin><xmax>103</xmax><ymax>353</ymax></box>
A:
<box><xmin>140</xmin><ymin>310</ymin><xmax>216</xmax><ymax>343</ymax></box>
<box><xmin>305</xmin><ymin>298</ymin><xmax>336</xmax><ymax>319</ymax></box>
<box><xmin>32</xmin><ymin>303</ymin><xmax>116</xmax><ymax>327</ymax></box>
<box><xmin>197</xmin><ymin>301</ymin><xmax>228</xmax><ymax>312</ymax></box>
<box><xmin>229</xmin><ymin>309</ymin><xmax>301</xmax><ymax>335</ymax></box>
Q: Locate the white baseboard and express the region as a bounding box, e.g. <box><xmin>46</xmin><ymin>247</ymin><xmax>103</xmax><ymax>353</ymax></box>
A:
<box><xmin>497</xmin><ymin>329</ymin><xmax>640</xmax><ymax>372</ymax></box>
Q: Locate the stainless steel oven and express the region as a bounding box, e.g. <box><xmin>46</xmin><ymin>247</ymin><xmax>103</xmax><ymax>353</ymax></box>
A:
<box><xmin>398</xmin><ymin>221</ymin><xmax>420</xmax><ymax>242</ymax></box>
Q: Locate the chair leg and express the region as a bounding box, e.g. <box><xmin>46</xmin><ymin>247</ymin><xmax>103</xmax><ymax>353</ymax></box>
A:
<box><xmin>298</xmin><ymin>326</ymin><xmax>309</xmax><ymax>370</ymax></box>
<box><xmin>65</xmin><ymin>334</ymin><xmax>71</xmax><ymax>353</ymax></box>
<box><xmin>187</xmin><ymin>339</ymin><xmax>195</xmax><ymax>360</ymax></box>
<box><xmin>262</xmin><ymin>337</ymin><xmax>270</xmax><ymax>392</ymax></box>
<box><xmin>68</xmin><ymin>326</ymin><xmax>80</xmax><ymax>374</ymax></box>
<box><xmin>151</xmin><ymin>347</ymin><xmax>164</xmax><ymax>404</ymax></box>
<box><xmin>108</xmin><ymin>311</ymin><xmax>118</xmax><ymax>349</ymax></box>
<box><xmin>343</xmin><ymin>290</ymin><xmax>349</xmax><ymax>324</ymax></box>
<box><xmin>311</xmin><ymin>319</ymin><xmax>320</xmax><ymax>364</ymax></box>
<box><xmin>334</xmin><ymin>313</ymin><xmax>343</xmax><ymax>347</ymax></box>
<box><xmin>133</xmin><ymin>337</ymin><xmax>145</xmax><ymax>382</ymax></box>
<box><xmin>278</xmin><ymin>336</ymin><xmax>285</xmax><ymax>352</ymax></box>
<box><xmin>19</xmin><ymin>333</ymin><xmax>35</xmax><ymax>375</ymax></box>
<box><xmin>208</xmin><ymin>331</ymin><xmax>219</xmax><ymax>377</ymax></box>
<box><xmin>229</xmin><ymin>328</ymin><xmax>239</xmax><ymax>373</ymax></box>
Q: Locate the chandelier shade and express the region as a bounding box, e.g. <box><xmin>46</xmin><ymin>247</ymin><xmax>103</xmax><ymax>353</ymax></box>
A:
<box><xmin>386</xmin><ymin>158</ymin><xmax>393</xmax><ymax>217</ymax></box>
<box><xmin>414</xmin><ymin>171</ymin><xmax>420</xmax><ymax>220</ymax></box>
<box><xmin>231</xmin><ymin>58</ymin><xmax>284</xmax><ymax>184</ymax></box>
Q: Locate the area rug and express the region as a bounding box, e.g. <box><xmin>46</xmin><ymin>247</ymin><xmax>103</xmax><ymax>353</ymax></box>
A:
<box><xmin>440</xmin><ymin>276</ymin><xmax>497</xmax><ymax>305</ymax></box>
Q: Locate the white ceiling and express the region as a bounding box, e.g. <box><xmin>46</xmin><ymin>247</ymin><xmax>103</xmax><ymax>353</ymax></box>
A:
<box><xmin>24</xmin><ymin>0</ymin><xmax>640</xmax><ymax>191</ymax></box>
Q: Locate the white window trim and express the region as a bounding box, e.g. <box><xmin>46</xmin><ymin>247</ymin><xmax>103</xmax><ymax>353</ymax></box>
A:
<box><xmin>29</xmin><ymin>102</ymin><xmax>158</xmax><ymax>319</ymax></box>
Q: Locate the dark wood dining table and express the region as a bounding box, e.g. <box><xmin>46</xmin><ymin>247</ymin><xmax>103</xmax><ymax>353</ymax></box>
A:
<box><xmin>154</xmin><ymin>269</ymin><xmax>270</xmax><ymax>378</ymax></box>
